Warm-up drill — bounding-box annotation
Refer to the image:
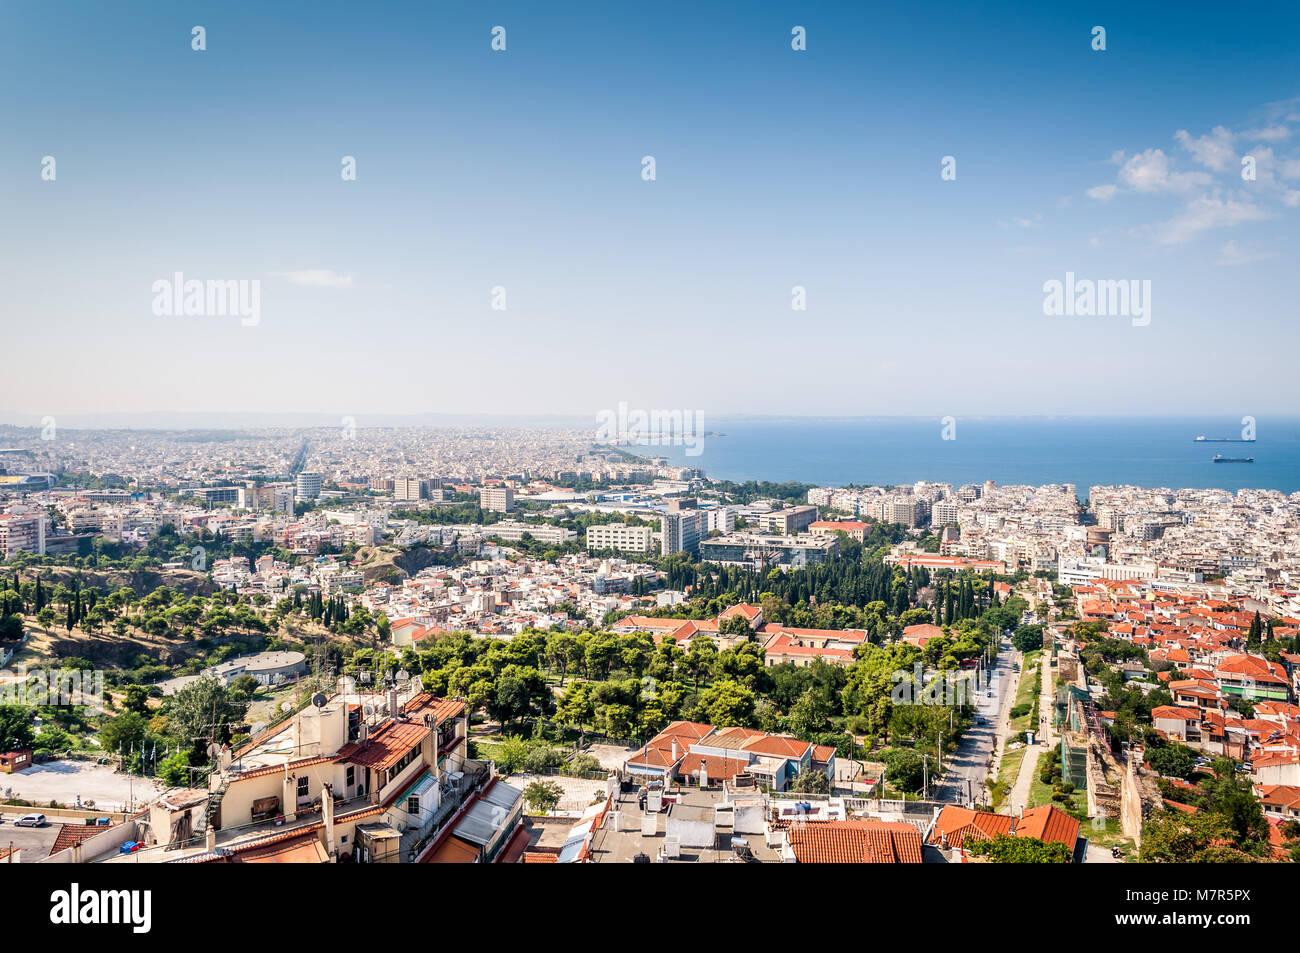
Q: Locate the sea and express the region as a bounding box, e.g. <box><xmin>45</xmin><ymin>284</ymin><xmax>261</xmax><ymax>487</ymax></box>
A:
<box><xmin>647</xmin><ymin>417</ymin><xmax>1300</xmax><ymax>497</ymax></box>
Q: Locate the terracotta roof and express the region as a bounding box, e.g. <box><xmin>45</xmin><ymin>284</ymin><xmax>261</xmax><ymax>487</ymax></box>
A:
<box><xmin>337</xmin><ymin>719</ymin><xmax>431</xmax><ymax>770</ymax></box>
<box><xmin>1257</xmin><ymin>785</ymin><xmax>1300</xmax><ymax>811</ymax></box>
<box><xmin>49</xmin><ymin>822</ymin><xmax>119</xmax><ymax>857</ymax></box>
<box><xmin>237</xmin><ymin>831</ymin><xmax>329</xmax><ymax>863</ymax></box>
<box><xmin>1152</xmin><ymin>705</ymin><xmax>1201</xmax><ymax>721</ymax></box>
<box><xmin>929</xmin><ymin>806</ymin><xmax>1015</xmax><ymax>848</ymax></box>
<box><xmin>789</xmin><ymin>820</ymin><xmax>924</xmax><ymax>864</ymax></box>
<box><xmin>675</xmin><ymin>752</ymin><xmax>751</xmax><ymax>782</ymax></box>
<box><xmin>1015</xmin><ymin>804</ymin><xmax>1081</xmax><ymax>848</ymax></box>
<box><xmin>404</xmin><ymin>693</ymin><xmax>466</xmax><ymax>726</ymax></box>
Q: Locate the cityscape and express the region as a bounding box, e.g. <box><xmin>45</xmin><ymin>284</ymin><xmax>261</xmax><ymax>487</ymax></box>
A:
<box><xmin>1</xmin><ymin>422</ymin><xmax>1299</xmax><ymax>877</ymax></box>
<box><xmin>1</xmin><ymin>0</ymin><xmax>1297</xmax><ymax>934</ymax></box>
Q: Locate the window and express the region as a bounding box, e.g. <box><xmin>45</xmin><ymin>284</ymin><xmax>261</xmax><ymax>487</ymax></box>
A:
<box><xmin>346</xmin><ymin>766</ymin><xmax>355</xmax><ymax>787</ymax></box>
<box><xmin>297</xmin><ymin>776</ymin><xmax>309</xmax><ymax>799</ymax></box>
<box><xmin>407</xmin><ymin>796</ymin><xmax>420</xmax><ymax>815</ymax></box>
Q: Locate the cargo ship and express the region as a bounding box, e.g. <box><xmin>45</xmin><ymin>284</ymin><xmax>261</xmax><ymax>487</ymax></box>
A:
<box><xmin>1195</xmin><ymin>435</ymin><xmax>1254</xmax><ymax>442</ymax></box>
<box><xmin>1213</xmin><ymin>454</ymin><xmax>1254</xmax><ymax>463</ymax></box>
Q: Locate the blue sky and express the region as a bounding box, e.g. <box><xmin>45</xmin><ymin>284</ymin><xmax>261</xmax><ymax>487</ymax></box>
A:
<box><xmin>1</xmin><ymin>0</ymin><xmax>1298</xmax><ymax>421</ymax></box>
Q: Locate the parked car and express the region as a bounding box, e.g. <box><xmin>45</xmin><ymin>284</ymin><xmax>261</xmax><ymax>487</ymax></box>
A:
<box><xmin>14</xmin><ymin>813</ymin><xmax>47</xmax><ymax>827</ymax></box>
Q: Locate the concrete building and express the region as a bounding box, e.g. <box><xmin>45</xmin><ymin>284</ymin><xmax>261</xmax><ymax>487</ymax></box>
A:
<box><xmin>587</xmin><ymin>523</ymin><xmax>655</xmax><ymax>553</ymax></box>
<box><xmin>480</xmin><ymin>486</ymin><xmax>514</xmax><ymax>513</ymax></box>
<box><xmin>394</xmin><ymin>477</ymin><xmax>427</xmax><ymax>501</ymax></box>
<box><xmin>0</xmin><ymin>512</ymin><xmax>45</xmax><ymax>558</ymax></box>
<box><xmin>660</xmin><ymin>510</ymin><xmax>701</xmax><ymax>556</ymax></box>
<box><xmin>295</xmin><ymin>472</ymin><xmax>323</xmax><ymax>501</ymax></box>
<box><xmin>699</xmin><ymin>532</ymin><xmax>838</xmax><ymax>568</ymax></box>
<box><xmin>758</xmin><ymin>505</ymin><xmax>819</xmax><ymax>535</ymax></box>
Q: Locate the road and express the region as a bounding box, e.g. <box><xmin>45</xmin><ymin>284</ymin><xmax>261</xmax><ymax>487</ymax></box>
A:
<box><xmin>931</xmin><ymin>635</ymin><xmax>1017</xmax><ymax>805</ymax></box>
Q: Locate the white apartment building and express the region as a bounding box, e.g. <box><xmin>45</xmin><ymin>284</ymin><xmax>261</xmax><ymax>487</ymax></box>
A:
<box><xmin>295</xmin><ymin>472</ymin><xmax>323</xmax><ymax>501</ymax></box>
<box><xmin>587</xmin><ymin>523</ymin><xmax>655</xmax><ymax>553</ymax></box>
<box><xmin>480</xmin><ymin>520</ymin><xmax>575</xmax><ymax>545</ymax></box>
<box><xmin>480</xmin><ymin>486</ymin><xmax>514</xmax><ymax>513</ymax></box>
<box><xmin>394</xmin><ymin>476</ymin><xmax>426</xmax><ymax>501</ymax></box>
<box><xmin>0</xmin><ymin>512</ymin><xmax>45</xmax><ymax>558</ymax></box>
<box><xmin>932</xmin><ymin>500</ymin><xmax>961</xmax><ymax>526</ymax></box>
<box><xmin>706</xmin><ymin>506</ymin><xmax>736</xmax><ymax>534</ymax></box>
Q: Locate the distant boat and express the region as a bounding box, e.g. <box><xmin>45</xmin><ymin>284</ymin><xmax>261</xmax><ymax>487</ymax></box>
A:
<box><xmin>1213</xmin><ymin>454</ymin><xmax>1254</xmax><ymax>463</ymax></box>
<box><xmin>1195</xmin><ymin>435</ymin><xmax>1254</xmax><ymax>442</ymax></box>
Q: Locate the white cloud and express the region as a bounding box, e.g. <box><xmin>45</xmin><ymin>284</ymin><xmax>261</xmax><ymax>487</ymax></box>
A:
<box><xmin>1085</xmin><ymin>184</ymin><xmax>1118</xmax><ymax>202</ymax></box>
<box><xmin>273</xmin><ymin>269</ymin><xmax>354</xmax><ymax>288</ymax></box>
<box><xmin>1216</xmin><ymin>239</ymin><xmax>1276</xmax><ymax>266</ymax></box>
<box><xmin>1118</xmin><ymin>149</ymin><xmax>1213</xmax><ymax>194</ymax></box>
<box><xmin>1174</xmin><ymin>126</ymin><xmax>1236</xmax><ymax>172</ymax></box>
<box><xmin>1155</xmin><ymin>197</ymin><xmax>1270</xmax><ymax>245</ymax></box>
<box><xmin>1240</xmin><ymin>125</ymin><xmax>1290</xmax><ymax>143</ymax></box>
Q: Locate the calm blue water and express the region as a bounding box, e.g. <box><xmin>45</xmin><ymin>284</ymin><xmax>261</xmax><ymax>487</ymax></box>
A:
<box><xmin>652</xmin><ymin>417</ymin><xmax>1300</xmax><ymax>496</ymax></box>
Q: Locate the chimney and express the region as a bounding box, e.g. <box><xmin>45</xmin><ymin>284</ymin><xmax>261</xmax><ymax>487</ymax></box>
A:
<box><xmin>283</xmin><ymin>769</ymin><xmax>297</xmax><ymax>823</ymax></box>
<box><xmin>206</xmin><ymin>825</ymin><xmax>217</xmax><ymax>851</ymax></box>
<box><xmin>671</xmin><ymin>739</ymin><xmax>680</xmax><ymax>761</ymax></box>
<box><xmin>322</xmin><ymin>782</ymin><xmax>336</xmax><ymax>860</ymax></box>
<box><xmin>389</xmin><ymin>684</ymin><xmax>399</xmax><ymax>718</ymax></box>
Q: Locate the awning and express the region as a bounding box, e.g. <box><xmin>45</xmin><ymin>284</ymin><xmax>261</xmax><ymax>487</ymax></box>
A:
<box><xmin>406</xmin><ymin>770</ymin><xmax>437</xmax><ymax>800</ymax></box>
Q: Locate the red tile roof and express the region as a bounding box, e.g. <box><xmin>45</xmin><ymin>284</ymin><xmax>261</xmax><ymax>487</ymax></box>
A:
<box><xmin>337</xmin><ymin>719</ymin><xmax>431</xmax><ymax>770</ymax></box>
<box><xmin>1016</xmin><ymin>804</ymin><xmax>1081</xmax><ymax>849</ymax></box>
<box><xmin>789</xmin><ymin>820</ymin><xmax>924</xmax><ymax>864</ymax></box>
<box><xmin>48</xmin><ymin>822</ymin><xmax>120</xmax><ymax>857</ymax></box>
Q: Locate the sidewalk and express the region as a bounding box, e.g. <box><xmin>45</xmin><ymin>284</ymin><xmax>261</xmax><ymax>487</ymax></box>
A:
<box><xmin>1008</xmin><ymin>654</ymin><xmax>1054</xmax><ymax>813</ymax></box>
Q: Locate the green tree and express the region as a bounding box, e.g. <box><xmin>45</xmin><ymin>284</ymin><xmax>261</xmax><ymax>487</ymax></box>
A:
<box><xmin>522</xmin><ymin>778</ymin><xmax>563</xmax><ymax>814</ymax></box>
<box><xmin>1140</xmin><ymin>809</ymin><xmax>1259</xmax><ymax>863</ymax></box>
<box><xmin>0</xmin><ymin>705</ymin><xmax>36</xmax><ymax>750</ymax></box>
<box><xmin>1012</xmin><ymin>624</ymin><xmax>1044</xmax><ymax>653</ymax></box>
<box><xmin>966</xmin><ymin>833</ymin><xmax>1072</xmax><ymax>863</ymax></box>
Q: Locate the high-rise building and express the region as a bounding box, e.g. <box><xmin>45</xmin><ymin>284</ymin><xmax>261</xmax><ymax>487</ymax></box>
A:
<box><xmin>0</xmin><ymin>512</ymin><xmax>45</xmax><ymax>558</ymax></box>
<box><xmin>706</xmin><ymin>506</ymin><xmax>736</xmax><ymax>534</ymax></box>
<box><xmin>480</xmin><ymin>485</ymin><xmax>514</xmax><ymax>513</ymax></box>
<box><xmin>394</xmin><ymin>476</ymin><xmax>426</xmax><ymax>501</ymax></box>
<box><xmin>932</xmin><ymin>500</ymin><xmax>961</xmax><ymax>527</ymax></box>
<box><xmin>295</xmin><ymin>472</ymin><xmax>323</xmax><ymax>501</ymax></box>
<box><xmin>660</xmin><ymin>511</ymin><xmax>701</xmax><ymax>556</ymax></box>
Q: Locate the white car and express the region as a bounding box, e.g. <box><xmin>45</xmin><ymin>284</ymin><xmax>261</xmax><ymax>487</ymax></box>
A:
<box><xmin>14</xmin><ymin>813</ymin><xmax>47</xmax><ymax>827</ymax></box>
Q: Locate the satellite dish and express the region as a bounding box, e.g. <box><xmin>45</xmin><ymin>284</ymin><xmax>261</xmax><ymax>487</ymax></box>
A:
<box><xmin>250</xmin><ymin>721</ymin><xmax>267</xmax><ymax>735</ymax></box>
<box><xmin>279</xmin><ymin>701</ymin><xmax>293</xmax><ymax>713</ymax></box>
<box><xmin>362</xmin><ymin>704</ymin><xmax>375</xmax><ymax>717</ymax></box>
<box><xmin>206</xmin><ymin>742</ymin><xmax>220</xmax><ymax>758</ymax></box>
<box><xmin>396</xmin><ymin>670</ymin><xmax>410</xmax><ymax>682</ymax></box>
<box><xmin>312</xmin><ymin>692</ymin><xmax>327</xmax><ymax>708</ymax></box>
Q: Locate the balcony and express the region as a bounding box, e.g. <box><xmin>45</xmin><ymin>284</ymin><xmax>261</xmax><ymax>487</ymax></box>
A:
<box><xmin>436</xmin><ymin>730</ymin><xmax>463</xmax><ymax>761</ymax></box>
<box><xmin>403</xmin><ymin>760</ymin><xmax>492</xmax><ymax>861</ymax></box>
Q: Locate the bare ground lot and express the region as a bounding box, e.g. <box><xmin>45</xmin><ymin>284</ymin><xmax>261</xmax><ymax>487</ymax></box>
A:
<box><xmin>584</xmin><ymin>743</ymin><xmax>635</xmax><ymax>772</ymax></box>
<box><xmin>1</xmin><ymin>761</ymin><xmax>163</xmax><ymax>813</ymax></box>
